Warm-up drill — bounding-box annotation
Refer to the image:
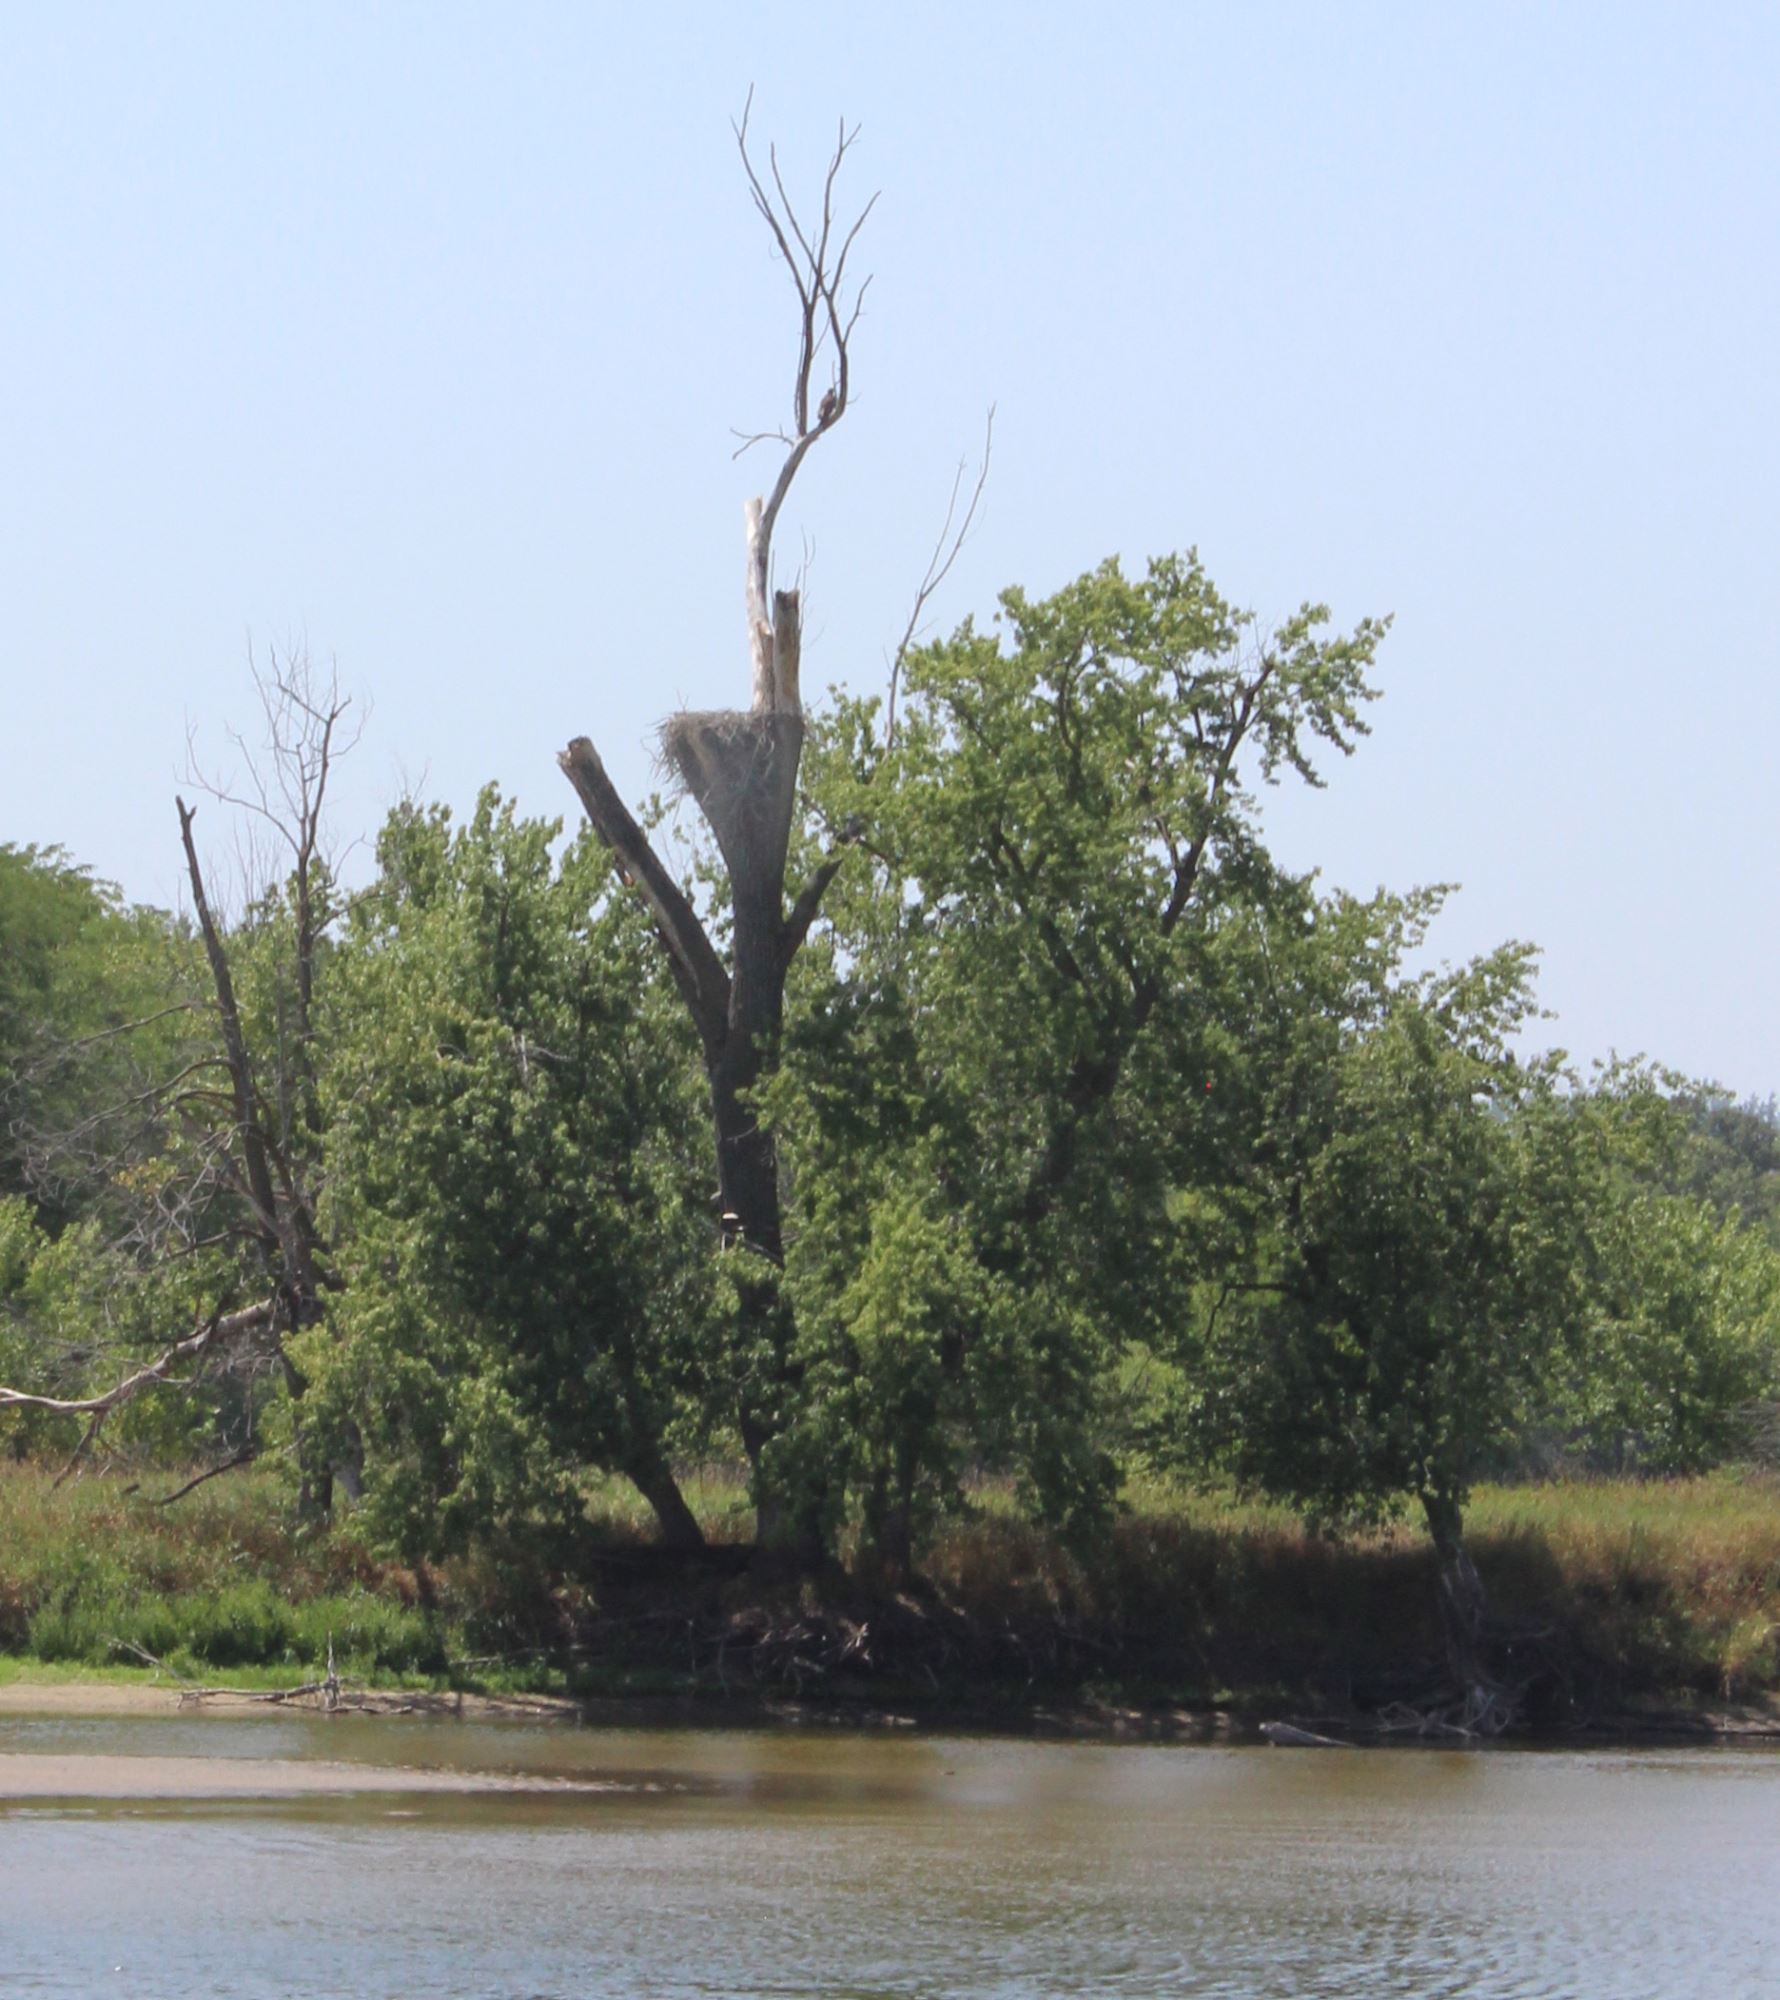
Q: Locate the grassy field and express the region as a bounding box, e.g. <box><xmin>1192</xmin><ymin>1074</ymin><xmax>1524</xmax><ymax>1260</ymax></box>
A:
<box><xmin>2</xmin><ymin>1460</ymin><xmax>1777</xmax><ymax>1718</ymax></box>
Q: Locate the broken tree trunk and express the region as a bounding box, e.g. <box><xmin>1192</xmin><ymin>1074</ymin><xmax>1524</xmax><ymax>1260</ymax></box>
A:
<box><xmin>560</xmin><ymin>104</ymin><xmax>875</xmax><ymax>1565</ymax></box>
<box><xmin>561</xmin><ymin>571</ymin><xmax>825</xmax><ymax>1562</ymax></box>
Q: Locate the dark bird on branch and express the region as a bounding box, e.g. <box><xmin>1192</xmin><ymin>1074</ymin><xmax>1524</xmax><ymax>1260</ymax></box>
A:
<box><xmin>817</xmin><ymin>387</ymin><xmax>839</xmax><ymax>427</ymax></box>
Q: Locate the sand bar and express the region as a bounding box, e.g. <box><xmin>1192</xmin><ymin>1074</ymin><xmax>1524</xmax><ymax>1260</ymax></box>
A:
<box><xmin>0</xmin><ymin>1684</ymin><xmax>212</xmax><ymax>1717</ymax></box>
<box><xmin>0</xmin><ymin>1752</ymin><xmax>618</xmax><ymax>1799</ymax></box>
<box><xmin>0</xmin><ymin>1681</ymin><xmax>579</xmax><ymax>1719</ymax></box>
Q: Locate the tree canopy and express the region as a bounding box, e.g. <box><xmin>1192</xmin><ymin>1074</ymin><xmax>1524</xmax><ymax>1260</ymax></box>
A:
<box><xmin>3</xmin><ymin>545</ymin><xmax>1776</xmax><ymax>1726</ymax></box>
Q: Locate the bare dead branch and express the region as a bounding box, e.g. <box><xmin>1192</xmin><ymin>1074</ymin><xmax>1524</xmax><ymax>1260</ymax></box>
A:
<box><xmin>24</xmin><ymin>1058</ymin><xmax>234</xmax><ymax>1155</ymax></box>
<box><xmin>153</xmin><ymin>1444</ymin><xmax>260</xmax><ymax>1506</ymax></box>
<box><xmin>731</xmin><ymin>426</ymin><xmax>798</xmax><ymax>460</ymax></box>
<box><xmin>9</xmin><ymin>1001</ymin><xmax>201</xmax><ymax>1072</ymax></box>
<box><xmin>109</xmin><ymin>1635</ymin><xmax>349</xmax><ymax>1709</ymax></box>
<box><xmin>1</xmin><ymin>1297</ymin><xmax>277</xmax><ymax>1419</ymax></box>
<box><xmin>558</xmin><ymin>738</ymin><xmax>731</xmax><ymax>1052</ymax></box>
<box><xmin>780</xmin><ymin>825</ymin><xmax>862</xmax><ymax>966</ymax></box>
<box><xmin>185</xmin><ymin>649</ymin><xmax>360</xmax><ymax>862</ymax></box>
<box><xmin>183</xmin><ymin>646</ymin><xmax>361</xmax><ymax>1095</ymax></box>
<box><xmin>886</xmin><ymin>408</ymin><xmax>995</xmax><ymax>751</ymax></box>
<box><xmin>734</xmin><ymin>94</ymin><xmax>877</xmax><ymax>711</ymax></box>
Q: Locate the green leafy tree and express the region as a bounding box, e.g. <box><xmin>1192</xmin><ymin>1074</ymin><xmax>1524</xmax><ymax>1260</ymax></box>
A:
<box><xmin>1577</xmin><ymin>1192</ymin><xmax>1780</xmax><ymax>1471</ymax></box>
<box><xmin>314</xmin><ymin>791</ymin><xmax>721</xmax><ymax>1557</ymax></box>
<box><xmin>1552</xmin><ymin>1067</ymin><xmax>1780</xmax><ymax>1471</ymax></box>
<box><xmin>767</xmin><ymin>550</ymin><xmax>1386</xmax><ymax>1569</ymax></box>
<box><xmin>0</xmin><ymin>844</ymin><xmax>195</xmax><ymax>1227</ymax></box>
<box><xmin>1676</xmin><ymin>1093</ymin><xmax>1780</xmax><ymax>1244</ymax></box>
<box><xmin>1171</xmin><ymin>898</ymin><xmax>1588</xmax><ymax>1721</ymax></box>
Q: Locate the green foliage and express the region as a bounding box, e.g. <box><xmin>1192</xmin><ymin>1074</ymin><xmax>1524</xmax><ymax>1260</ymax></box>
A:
<box><xmin>26</xmin><ymin>1580</ymin><xmax>445</xmax><ymax>1676</ymax></box>
<box><xmin>0</xmin><ymin>846</ymin><xmax>118</xmax><ymax>1137</ymax></box>
<box><xmin>315</xmin><ymin>790</ymin><xmax>722</xmax><ymax>1558</ymax></box>
<box><xmin>0</xmin><ymin>845</ymin><xmax>251</xmax><ymax>1466</ymax></box>
<box><xmin>1676</xmin><ymin>1093</ymin><xmax>1780</xmax><ymax>1243</ymax></box>
<box><xmin>0</xmin><ymin>844</ymin><xmax>197</xmax><ymax>1227</ymax></box>
<box><xmin>1551</xmin><ymin>1068</ymin><xmax>1780</xmax><ymax>1472</ymax></box>
<box><xmin>775</xmin><ymin>551</ymin><xmax>1388</xmax><ymax>1548</ymax></box>
<box><xmin>0</xmin><ymin>1461</ymin><xmax>446</xmax><ymax>1673</ymax></box>
<box><xmin>1576</xmin><ymin>1194</ymin><xmax>1779</xmax><ymax>1472</ymax></box>
<box><xmin>1169</xmin><ymin>908</ymin><xmax>1584</xmax><ymax>1533</ymax></box>
<box><xmin>0</xmin><ymin>1194</ymin><xmax>232</xmax><ymax>1464</ymax></box>
<box><xmin>6</xmin><ymin>543</ymin><xmax>1775</xmax><ymax>1612</ymax></box>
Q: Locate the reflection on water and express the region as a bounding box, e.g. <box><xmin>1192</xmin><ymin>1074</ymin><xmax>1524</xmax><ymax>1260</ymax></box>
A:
<box><xmin>3</xmin><ymin>1714</ymin><xmax>1778</xmax><ymax>1998</ymax></box>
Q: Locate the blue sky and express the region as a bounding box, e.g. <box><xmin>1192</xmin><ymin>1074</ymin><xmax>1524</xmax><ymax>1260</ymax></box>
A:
<box><xmin>3</xmin><ymin>3</ymin><xmax>1776</xmax><ymax>1091</ymax></box>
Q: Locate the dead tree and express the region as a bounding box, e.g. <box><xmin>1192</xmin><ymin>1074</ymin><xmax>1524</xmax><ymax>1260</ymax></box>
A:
<box><xmin>560</xmin><ymin>107</ymin><xmax>878</xmax><ymax>1559</ymax></box>
<box><xmin>1</xmin><ymin>652</ymin><xmax>358</xmax><ymax>1511</ymax></box>
<box><xmin>172</xmin><ymin>651</ymin><xmax>363</xmax><ymax>1513</ymax></box>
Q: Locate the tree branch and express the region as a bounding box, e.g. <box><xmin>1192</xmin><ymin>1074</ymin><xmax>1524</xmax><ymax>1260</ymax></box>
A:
<box><xmin>887</xmin><ymin>408</ymin><xmax>994</xmax><ymax>751</ymax></box>
<box><xmin>1</xmin><ymin>1297</ymin><xmax>277</xmax><ymax>1418</ymax></box>
<box><xmin>779</xmin><ymin>816</ymin><xmax>864</xmax><ymax>966</ymax></box>
<box><xmin>153</xmin><ymin>1444</ymin><xmax>261</xmax><ymax>1506</ymax></box>
<box><xmin>558</xmin><ymin>737</ymin><xmax>731</xmax><ymax>1052</ymax></box>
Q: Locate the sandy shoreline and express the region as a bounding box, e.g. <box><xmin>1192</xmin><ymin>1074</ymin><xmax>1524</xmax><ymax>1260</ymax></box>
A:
<box><xmin>0</xmin><ymin>1751</ymin><xmax>621</xmax><ymax>1799</ymax></box>
<box><xmin>0</xmin><ymin>1681</ymin><xmax>580</xmax><ymax>1719</ymax></box>
<box><xmin>6</xmin><ymin>1674</ymin><xmax>1778</xmax><ymax>1753</ymax></box>
<box><xmin>0</xmin><ymin>1682</ymin><xmax>604</xmax><ymax>1795</ymax></box>
<box><xmin>1</xmin><ymin>1684</ymin><xmax>239</xmax><ymax>1716</ymax></box>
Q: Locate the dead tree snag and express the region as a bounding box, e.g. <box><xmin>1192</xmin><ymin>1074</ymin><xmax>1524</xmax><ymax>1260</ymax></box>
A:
<box><xmin>560</xmin><ymin>105</ymin><xmax>877</xmax><ymax>1560</ymax></box>
<box><xmin>1</xmin><ymin>654</ymin><xmax>359</xmax><ymax>1509</ymax></box>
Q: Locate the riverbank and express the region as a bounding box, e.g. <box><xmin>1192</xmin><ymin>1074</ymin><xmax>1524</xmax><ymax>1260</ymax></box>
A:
<box><xmin>5</xmin><ymin>1462</ymin><xmax>1780</xmax><ymax>1736</ymax></box>
<box><xmin>5</xmin><ymin>1672</ymin><xmax>1779</xmax><ymax>1750</ymax></box>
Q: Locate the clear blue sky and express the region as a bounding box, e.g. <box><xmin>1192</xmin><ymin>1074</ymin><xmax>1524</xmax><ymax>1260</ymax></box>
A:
<box><xmin>3</xmin><ymin>3</ymin><xmax>1776</xmax><ymax>1092</ymax></box>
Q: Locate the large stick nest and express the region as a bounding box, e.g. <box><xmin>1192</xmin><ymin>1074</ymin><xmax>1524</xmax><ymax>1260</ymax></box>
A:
<box><xmin>658</xmin><ymin>709</ymin><xmax>805</xmax><ymax>897</ymax></box>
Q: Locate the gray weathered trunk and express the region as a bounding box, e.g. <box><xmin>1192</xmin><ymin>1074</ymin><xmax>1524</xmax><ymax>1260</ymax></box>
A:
<box><xmin>560</xmin><ymin>705</ymin><xmax>831</xmax><ymax>1565</ymax></box>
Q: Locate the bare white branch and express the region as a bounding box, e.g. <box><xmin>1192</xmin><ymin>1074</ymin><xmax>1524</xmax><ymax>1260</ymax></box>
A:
<box><xmin>885</xmin><ymin>407</ymin><xmax>996</xmax><ymax>750</ymax></box>
<box><xmin>1</xmin><ymin>1298</ymin><xmax>277</xmax><ymax>1463</ymax></box>
<box><xmin>734</xmin><ymin>95</ymin><xmax>877</xmax><ymax>713</ymax></box>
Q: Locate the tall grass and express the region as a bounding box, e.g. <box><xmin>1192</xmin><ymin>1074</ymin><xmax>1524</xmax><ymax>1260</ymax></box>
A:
<box><xmin>4</xmin><ymin>1460</ymin><xmax>1778</xmax><ymax>1707</ymax></box>
<box><xmin>0</xmin><ymin>1462</ymin><xmax>443</xmax><ymax>1680</ymax></box>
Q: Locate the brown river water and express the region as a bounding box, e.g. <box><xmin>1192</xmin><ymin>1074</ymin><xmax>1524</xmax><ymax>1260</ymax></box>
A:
<box><xmin>3</xmin><ymin>1710</ymin><xmax>1778</xmax><ymax>1997</ymax></box>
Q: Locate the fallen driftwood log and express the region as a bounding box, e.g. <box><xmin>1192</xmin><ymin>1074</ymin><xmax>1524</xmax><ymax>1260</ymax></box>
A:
<box><xmin>112</xmin><ymin>1636</ymin><xmax>349</xmax><ymax>1710</ymax></box>
<box><xmin>106</xmin><ymin>1638</ymin><xmax>577</xmax><ymax>1720</ymax></box>
<box><xmin>1259</xmin><ymin>1719</ymin><xmax>1352</xmax><ymax>1748</ymax></box>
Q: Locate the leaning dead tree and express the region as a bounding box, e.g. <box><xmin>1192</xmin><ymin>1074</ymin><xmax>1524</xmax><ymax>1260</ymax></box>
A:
<box><xmin>559</xmin><ymin>108</ymin><xmax>883</xmax><ymax>1556</ymax></box>
<box><xmin>1</xmin><ymin>653</ymin><xmax>358</xmax><ymax>1511</ymax></box>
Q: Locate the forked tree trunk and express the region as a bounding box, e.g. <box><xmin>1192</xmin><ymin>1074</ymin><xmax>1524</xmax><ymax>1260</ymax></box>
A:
<box><xmin>561</xmin><ymin>107</ymin><xmax>873</xmax><ymax>1565</ymax></box>
<box><xmin>561</xmin><ymin>681</ymin><xmax>836</xmax><ymax>1566</ymax></box>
